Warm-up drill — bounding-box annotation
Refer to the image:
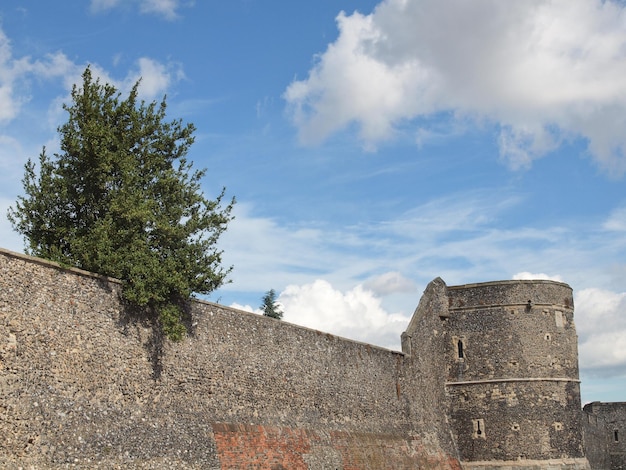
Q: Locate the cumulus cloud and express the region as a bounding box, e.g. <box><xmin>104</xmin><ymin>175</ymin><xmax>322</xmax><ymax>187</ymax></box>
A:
<box><xmin>229</xmin><ymin>303</ymin><xmax>259</xmax><ymax>314</ymax></box>
<box><xmin>225</xmin><ymin>279</ymin><xmax>410</xmax><ymax>350</ymax></box>
<box><xmin>576</xmin><ymin>287</ymin><xmax>626</xmax><ymax>377</ymax></box>
<box><xmin>512</xmin><ymin>272</ymin><xmax>564</xmax><ymax>282</ymax></box>
<box><xmin>123</xmin><ymin>57</ymin><xmax>184</xmax><ymax>100</ymax></box>
<box><xmin>279</xmin><ymin>280</ymin><xmax>410</xmax><ymax>350</ymax></box>
<box><xmin>285</xmin><ymin>0</ymin><xmax>626</xmax><ymax>174</ymax></box>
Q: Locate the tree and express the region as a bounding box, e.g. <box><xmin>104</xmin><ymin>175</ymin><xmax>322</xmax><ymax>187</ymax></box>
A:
<box><xmin>261</xmin><ymin>289</ymin><xmax>283</xmax><ymax>319</ymax></box>
<box><xmin>8</xmin><ymin>67</ymin><xmax>234</xmax><ymax>341</ymax></box>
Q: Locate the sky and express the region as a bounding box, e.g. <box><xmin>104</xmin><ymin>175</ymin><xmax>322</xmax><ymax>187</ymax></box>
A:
<box><xmin>0</xmin><ymin>0</ymin><xmax>625</xmax><ymax>404</ymax></box>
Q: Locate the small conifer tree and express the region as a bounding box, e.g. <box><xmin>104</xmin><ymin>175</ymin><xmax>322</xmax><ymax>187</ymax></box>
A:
<box><xmin>261</xmin><ymin>289</ymin><xmax>283</xmax><ymax>319</ymax></box>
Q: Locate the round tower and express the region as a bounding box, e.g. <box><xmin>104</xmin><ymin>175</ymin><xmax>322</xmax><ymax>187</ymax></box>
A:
<box><xmin>442</xmin><ymin>280</ymin><xmax>588</xmax><ymax>468</ymax></box>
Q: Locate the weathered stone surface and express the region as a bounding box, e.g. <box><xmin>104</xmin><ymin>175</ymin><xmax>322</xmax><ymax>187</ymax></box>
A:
<box><xmin>0</xmin><ymin>248</ymin><xmax>458</xmax><ymax>468</ymax></box>
<box><xmin>0</xmin><ymin>248</ymin><xmax>598</xmax><ymax>469</ymax></box>
<box><xmin>439</xmin><ymin>280</ymin><xmax>586</xmax><ymax>464</ymax></box>
<box><xmin>583</xmin><ymin>401</ymin><xmax>626</xmax><ymax>470</ymax></box>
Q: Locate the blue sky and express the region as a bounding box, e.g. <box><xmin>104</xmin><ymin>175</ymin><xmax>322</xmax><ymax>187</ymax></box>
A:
<box><xmin>0</xmin><ymin>0</ymin><xmax>625</xmax><ymax>404</ymax></box>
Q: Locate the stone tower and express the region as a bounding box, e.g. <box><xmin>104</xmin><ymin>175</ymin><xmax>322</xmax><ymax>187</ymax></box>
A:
<box><xmin>416</xmin><ymin>278</ymin><xmax>589</xmax><ymax>468</ymax></box>
<box><xmin>403</xmin><ymin>278</ymin><xmax>589</xmax><ymax>470</ymax></box>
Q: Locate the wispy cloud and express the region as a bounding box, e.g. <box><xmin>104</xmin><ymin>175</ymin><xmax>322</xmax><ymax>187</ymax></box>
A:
<box><xmin>0</xmin><ymin>25</ymin><xmax>183</xmax><ymax>131</ymax></box>
<box><xmin>363</xmin><ymin>271</ymin><xmax>417</xmax><ymax>296</ymax></box>
<box><xmin>90</xmin><ymin>0</ymin><xmax>188</xmax><ymax>20</ymax></box>
<box><xmin>139</xmin><ymin>0</ymin><xmax>183</xmax><ymax>21</ymax></box>
<box><xmin>285</xmin><ymin>0</ymin><xmax>626</xmax><ymax>175</ymax></box>
<box><xmin>604</xmin><ymin>205</ymin><xmax>626</xmax><ymax>232</ymax></box>
<box><xmin>0</xmin><ymin>28</ymin><xmax>78</xmax><ymax>124</ymax></box>
<box><xmin>220</xmin><ymin>190</ymin><xmax>624</xmax><ymax>294</ymax></box>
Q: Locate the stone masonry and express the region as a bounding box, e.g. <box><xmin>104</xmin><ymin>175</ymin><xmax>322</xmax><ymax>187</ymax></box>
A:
<box><xmin>0</xmin><ymin>247</ymin><xmax>601</xmax><ymax>469</ymax></box>
<box><xmin>583</xmin><ymin>402</ymin><xmax>626</xmax><ymax>470</ymax></box>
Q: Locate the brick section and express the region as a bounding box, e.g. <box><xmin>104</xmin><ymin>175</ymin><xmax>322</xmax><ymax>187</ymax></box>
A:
<box><xmin>212</xmin><ymin>423</ymin><xmax>462</xmax><ymax>470</ymax></box>
<box><xmin>212</xmin><ymin>423</ymin><xmax>311</xmax><ymax>469</ymax></box>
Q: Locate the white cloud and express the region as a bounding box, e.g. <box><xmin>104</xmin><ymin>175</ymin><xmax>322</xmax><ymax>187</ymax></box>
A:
<box><xmin>0</xmin><ymin>135</ymin><xmax>28</xmax><ymax>175</ymax></box>
<box><xmin>124</xmin><ymin>58</ymin><xmax>183</xmax><ymax>101</ymax></box>
<box><xmin>512</xmin><ymin>272</ymin><xmax>563</xmax><ymax>282</ymax></box>
<box><xmin>217</xmin><ymin>203</ymin><xmax>339</xmax><ymax>292</ymax></box>
<box><xmin>576</xmin><ymin>287</ymin><xmax>626</xmax><ymax>376</ymax></box>
<box><xmin>285</xmin><ymin>0</ymin><xmax>626</xmax><ymax>174</ymax></box>
<box><xmin>604</xmin><ymin>206</ymin><xmax>626</xmax><ymax>231</ymax></box>
<box><xmin>363</xmin><ymin>271</ymin><xmax>417</xmax><ymax>296</ymax></box>
<box><xmin>68</xmin><ymin>59</ymin><xmax>182</xmax><ymax>102</ymax></box>
<box><xmin>0</xmin><ymin>29</ymin><xmax>75</xmax><ymax>123</ymax></box>
<box><xmin>0</xmin><ymin>24</ymin><xmax>181</xmax><ymax>128</ymax></box>
<box><xmin>229</xmin><ymin>303</ymin><xmax>259</xmax><ymax>314</ymax></box>
<box><xmin>279</xmin><ymin>280</ymin><xmax>409</xmax><ymax>350</ymax></box>
<box><xmin>226</xmin><ymin>279</ymin><xmax>410</xmax><ymax>350</ymax></box>
<box><xmin>90</xmin><ymin>0</ymin><xmax>121</xmax><ymax>11</ymax></box>
<box><xmin>90</xmin><ymin>0</ymin><xmax>185</xmax><ymax>20</ymax></box>
<box><xmin>139</xmin><ymin>0</ymin><xmax>181</xmax><ymax>20</ymax></box>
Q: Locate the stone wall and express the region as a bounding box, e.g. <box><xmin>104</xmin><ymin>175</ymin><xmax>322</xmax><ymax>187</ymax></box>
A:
<box><xmin>583</xmin><ymin>402</ymin><xmax>626</xmax><ymax>470</ymax></box>
<box><xmin>0</xmin><ymin>248</ymin><xmax>460</xmax><ymax>469</ymax></box>
<box><xmin>0</xmin><ymin>247</ymin><xmax>599</xmax><ymax>469</ymax></box>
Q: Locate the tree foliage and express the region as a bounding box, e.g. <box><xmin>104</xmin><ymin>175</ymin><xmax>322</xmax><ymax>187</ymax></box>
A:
<box><xmin>8</xmin><ymin>67</ymin><xmax>234</xmax><ymax>341</ymax></box>
<box><xmin>261</xmin><ymin>289</ymin><xmax>283</xmax><ymax>319</ymax></box>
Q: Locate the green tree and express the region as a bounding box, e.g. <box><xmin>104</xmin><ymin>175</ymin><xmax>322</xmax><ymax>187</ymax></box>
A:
<box><xmin>8</xmin><ymin>67</ymin><xmax>234</xmax><ymax>341</ymax></box>
<box><xmin>261</xmin><ymin>289</ymin><xmax>283</xmax><ymax>319</ymax></box>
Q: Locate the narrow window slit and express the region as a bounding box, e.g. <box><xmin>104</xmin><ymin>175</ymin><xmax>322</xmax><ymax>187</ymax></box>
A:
<box><xmin>472</xmin><ymin>418</ymin><xmax>485</xmax><ymax>439</ymax></box>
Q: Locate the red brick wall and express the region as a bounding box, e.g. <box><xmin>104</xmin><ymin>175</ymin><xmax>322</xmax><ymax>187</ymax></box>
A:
<box><xmin>212</xmin><ymin>423</ymin><xmax>462</xmax><ymax>470</ymax></box>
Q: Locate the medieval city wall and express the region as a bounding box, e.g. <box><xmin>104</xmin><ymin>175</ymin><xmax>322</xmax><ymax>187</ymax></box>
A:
<box><xmin>0</xmin><ymin>248</ymin><xmax>460</xmax><ymax>469</ymax></box>
<box><xmin>0</xmin><ymin>247</ymin><xmax>602</xmax><ymax>469</ymax></box>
